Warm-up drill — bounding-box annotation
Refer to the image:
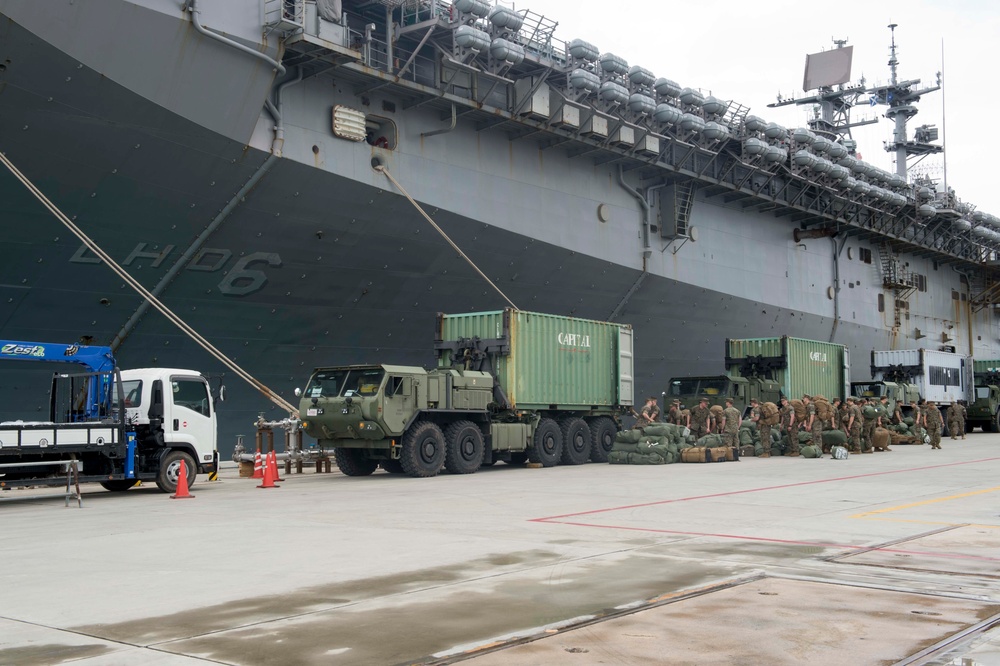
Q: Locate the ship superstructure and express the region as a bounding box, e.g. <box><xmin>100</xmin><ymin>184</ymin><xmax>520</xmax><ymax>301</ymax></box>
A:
<box><xmin>1</xmin><ymin>0</ymin><xmax>998</xmax><ymax>451</ymax></box>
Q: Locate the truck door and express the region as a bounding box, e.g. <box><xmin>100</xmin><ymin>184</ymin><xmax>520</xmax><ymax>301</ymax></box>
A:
<box><xmin>382</xmin><ymin>376</ymin><xmax>412</xmax><ymax>435</ymax></box>
<box><xmin>166</xmin><ymin>375</ymin><xmax>217</xmax><ymax>464</ymax></box>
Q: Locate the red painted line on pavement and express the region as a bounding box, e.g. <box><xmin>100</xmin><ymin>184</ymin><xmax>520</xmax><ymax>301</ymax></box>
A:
<box><xmin>530</xmin><ymin>456</ymin><xmax>1000</xmax><ymax>523</ymax></box>
<box><xmin>548</xmin><ymin>520</ymin><xmax>1000</xmax><ymax>563</ymax></box>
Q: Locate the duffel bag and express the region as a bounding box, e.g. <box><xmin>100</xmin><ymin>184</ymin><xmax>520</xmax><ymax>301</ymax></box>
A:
<box><xmin>680</xmin><ymin>447</ymin><xmax>711</xmax><ymax>463</ymax></box>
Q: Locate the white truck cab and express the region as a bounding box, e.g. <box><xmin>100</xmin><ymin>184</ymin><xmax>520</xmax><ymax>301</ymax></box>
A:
<box><xmin>119</xmin><ymin>368</ymin><xmax>218</xmax><ymax>485</ymax></box>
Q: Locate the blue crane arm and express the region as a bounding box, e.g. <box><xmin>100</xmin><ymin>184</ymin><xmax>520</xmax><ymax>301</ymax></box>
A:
<box><xmin>0</xmin><ymin>341</ymin><xmax>117</xmax><ymax>421</ymax></box>
<box><xmin>0</xmin><ymin>341</ymin><xmax>116</xmax><ymax>373</ymax></box>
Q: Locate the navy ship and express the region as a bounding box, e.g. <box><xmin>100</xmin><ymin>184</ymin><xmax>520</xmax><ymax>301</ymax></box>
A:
<box><xmin>1</xmin><ymin>0</ymin><xmax>997</xmax><ymax>453</ymax></box>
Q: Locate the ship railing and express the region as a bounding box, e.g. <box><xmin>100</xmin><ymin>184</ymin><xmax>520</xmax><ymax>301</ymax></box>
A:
<box><xmin>390</xmin><ymin>42</ymin><xmax>438</xmax><ymax>85</ymax></box>
<box><xmin>264</xmin><ymin>0</ymin><xmax>305</xmax><ymax>33</ymax></box>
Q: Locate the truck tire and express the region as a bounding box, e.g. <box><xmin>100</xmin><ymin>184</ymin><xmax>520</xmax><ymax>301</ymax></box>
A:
<box><xmin>100</xmin><ymin>479</ymin><xmax>138</xmax><ymax>492</ymax></box>
<box><xmin>990</xmin><ymin>411</ymin><xmax>1000</xmax><ymax>433</ymax></box>
<box><xmin>400</xmin><ymin>421</ymin><xmax>446</xmax><ymax>477</ymax></box>
<box><xmin>560</xmin><ymin>418</ymin><xmax>591</xmax><ymax>465</ymax></box>
<box><xmin>334</xmin><ymin>449</ymin><xmax>378</xmax><ymax>476</ymax></box>
<box><xmin>380</xmin><ymin>459</ymin><xmax>405</xmax><ymax>474</ymax></box>
<box><xmin>444</xmin><ymin>420</ymin><xmax>484</xmax><ymax>474</ymax></box>
<box><xmin>588</xmin><ymin>417</ymin><xmax>618</xmax><ymax>463</ymax></box>
<box><xmin>528</xmin><ymin>418</ymin><xmax>562</xmax><ymax>467</ymax></box>
<box><xmin>155</xmin><ymin>450</ymin><xmax>196</xmax><ymax>494</ymax></box>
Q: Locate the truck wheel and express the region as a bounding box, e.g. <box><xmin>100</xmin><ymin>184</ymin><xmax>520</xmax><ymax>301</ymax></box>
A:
<box><xmin>334</xmin><ymin>449</ymin><xmax>378</xmax><ymax>476</ymax></box>
<box><xmin>401</xmin><ymin>421</ymin><xmax>446</xmax><ymax>477</ymax></box>
<box><xmin>155</xmin><ymin>450</ymin><xmax>196</xmax><ymax>494</ymax></box>
<box><xmin>560</xmin><ymin>418</ymin><xmax>591</xmax><ymax>465</ymax></box>
<box><xmin>528</xmin><ymin>418</ymin><xmax>562</xmax><ymax>467</ymax></box>
<box><xmin>380</xmin><ymin>459</ymin><xmax>405</xmax><ymax>474</ymax></box>
<box><xmin>588</xmin><ymin>417</ymin><xmax>618</xmax><ymax>463</ymax></box>
<box><xmin>991</xmin><ymin>411</ymin><xmax>1000</xmax><ymax>433</ymax></box>
<box><xmin>100</xmin><ymin>479</ymin><xmax>138</xmax><ymax>492</ymax></box>
<box><xmin>444</xmin><ymin>420</ymin><xmax>484</xmax><ymax>474</ymax></box>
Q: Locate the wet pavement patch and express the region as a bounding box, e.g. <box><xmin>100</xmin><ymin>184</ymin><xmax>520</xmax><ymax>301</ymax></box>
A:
<box><xmin>458</xmin><ymin>578</ymin><xmax>1000</xmax><ymax>666</ymax></box>
<box><xmin>836</xmin><ymin>526</ymin><xmax>1000</xmax><ymax>578</ymax></box>
<box><xmin>73</xmin><ymin>549</ymin><xmax>560</xmax><ymax>646</ymax></box>
<box><xmin>0</xmin><ymin>643</ymin><xmax>112</xmax><ymax>665</ymax></box>
<box><xmin>107</xmin><ymin>554</ymin><xmax>736</xmax><ymax>665</ymax></box>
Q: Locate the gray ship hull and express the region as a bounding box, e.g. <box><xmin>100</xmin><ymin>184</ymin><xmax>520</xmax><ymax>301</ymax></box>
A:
<box><xmin>1</xmin><ymin>7</ymin><xmax>996</xmax><ymax>454</ymax></box>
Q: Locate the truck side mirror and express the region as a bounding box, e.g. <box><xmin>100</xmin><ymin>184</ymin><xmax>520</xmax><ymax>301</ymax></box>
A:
<box><xmin>294</xmin><ymin>387</ymin><xmax>302</xmax><ymax>398</ymax></box>
<box><xmin>149</xmin><ymin>380</ymin><xmax>164</xmax><ymax>421</ymax></box>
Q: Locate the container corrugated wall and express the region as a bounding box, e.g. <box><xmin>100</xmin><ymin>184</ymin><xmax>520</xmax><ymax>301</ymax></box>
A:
<box><xmin>727</xmin><ymin>336</ymin><xmax>848</xmax><ymax>399</ymax></box>
<box><xmin>974</xmin><ymin>359</ymin><xmax>1000</xmax><ymax>374</ymax></box>
<box><xmin>438</xmin><ymin>309</ymin><xmax>630</xmax><ymax>409</ymax></box>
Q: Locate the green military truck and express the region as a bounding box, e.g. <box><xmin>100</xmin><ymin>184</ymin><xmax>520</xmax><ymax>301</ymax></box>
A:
<box><xmin>967</xmin><ymin>359</ymin><xmax>1000</xmax><ymax>432</ymax></box>
<box><xmin>665</xmin><ymin>337</ymin><xmax>849</xmax><ymax>415</ymax></box>
<box><xmin>298</xmin><ymin>309</ymin><xmax>634</xmax><ymax>477</ymax></box>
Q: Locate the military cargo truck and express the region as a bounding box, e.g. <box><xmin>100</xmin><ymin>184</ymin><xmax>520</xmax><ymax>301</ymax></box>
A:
<box><xmin>851</xmin><ymin>349</ymin><xmax>971</xmax><ymax>432</ymax></box>
<box><xmin>298</xmin><ymin>309</ymin><xmax>634</xmax><ymax>477</ymax></box>
<box><xmin>967</xmin><ymin>359</ymin><xmax>1000</xmax><ymax>432</ymax></box>
<box><xmin>665</xmin><ymin>337</ymin><xmax>849</xmax><ymax>415</ymax></box>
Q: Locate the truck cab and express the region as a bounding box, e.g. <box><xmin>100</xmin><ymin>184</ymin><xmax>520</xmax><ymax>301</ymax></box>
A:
<box><xmin>967</xmin><ymin>383</ymin><xmax>1000</xmax><ymax>432</ymax></box>
<box><xmin>850</xmin><ymin>380</ymin><xmax>920</xmax><ymax>418</ymax></box>
<box><xmin>664</xmin><ymin>375</ymin><xmax>782</xmax><ymax>416</ymax></box>
<box><xmin>299</xmin><ymin>364</ymin><xmax>497</xmax><ymax>477</ymax></box>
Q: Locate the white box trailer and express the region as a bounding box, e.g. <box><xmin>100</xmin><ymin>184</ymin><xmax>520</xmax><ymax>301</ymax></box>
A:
<box><xmin>870</xmin><ymin>349</ymin><xmax>972</xmax><ymax>404</ymax></box>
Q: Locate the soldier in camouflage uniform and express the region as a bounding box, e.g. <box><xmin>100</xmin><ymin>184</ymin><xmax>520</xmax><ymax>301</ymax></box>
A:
<box><xmin>862</xmin><ymin>398</ymin><xmax>877</xmax><ymax>452</ymax></box>
<box><xmin>925</xmin><ymin>401</ymin><xmax>943</xmax><ymax>449</ymax></box>
<box><xmin>722</xmin><ymin>397</ymin><xmax>741</xmax><ymax>448</ymax></box>
<box><xmin>946</xmin><ymin>402</ymin><xmax>961</xmax><ymax>440</ymax></box>
<box><xmin>690</xmin><ymin>397</ymin><xmax>711</xmax><ymax>440</ymax></box>
<box><xmin>846</xmin><ymin>397</ymin><xmax>866</xmax><ymax>453</ymax></box>
<box><xmin>667</xmin><ymin>400</ymin><xmax>681</xmax><ymax>426</ymax></box>
<box><xmin>803</xmin><ymin>395</ymin><xmax>823</xmax><ymax>454</ymax></box>
<box><xmin>750</xmin><ymin>398</ymin><xmax>770</xmax><ymax>458</ymax></box>
<box><xmin>958</xmin><ymin>400</ymin><xmax>967</xmax><ymax>439</ymax></box>
<box><xmin>779</xmin><ymin>397</ymin><xmax>799</xmax><ymax>455</ymax></box>
<box><xmin>632</xmin><ymin>396</ymin><xmax>661</xmax><ymax>428</ymax></box>
<box><xmin>879</xmin><ymin>396</ymin><xmax>898</xmax><ymax>426</ymax></box>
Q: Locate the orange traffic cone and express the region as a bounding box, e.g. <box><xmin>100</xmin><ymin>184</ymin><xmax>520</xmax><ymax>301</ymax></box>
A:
<box><xmin>257</xmin><ymin>455</ymin><xmax>279</xmax><ymax>489</ymax></box>
<box><xmin>252</xmin><ymin>450</ymin><xmax>264</xmax><ymax>479</ymax></box>
<box><xmin>268</xmin><ymin>450</ymin><xmax>286</xmax><ymax>482</ymax></box>
<box><xmin>171</xmin><ymin>459</ymin><xmax>195</xmax><ymax>499</ymax></box>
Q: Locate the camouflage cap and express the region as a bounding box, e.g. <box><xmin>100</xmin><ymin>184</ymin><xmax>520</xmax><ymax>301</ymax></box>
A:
<box><xmin>672</xmin><ymin>399</ymin><xmax>681</xmax><ymax>405</ymax></box>
<box><xmin>698</xmin><ymin>396</ymin><xmax>708</xmax><ymax>403</ymax></box>
<box><xmin>802</xmin><ymin>394</ymin><xmax>812</xmax><ymax>400</ymax></box>
<box><xmin>724</xmin><ymin>397</ymin><xmax>734</xmax><ymax>404</ymax></box>
<box><xmin>750</xmin><ymin>398</ymin><xmax>760</xmax><ymax>404</ymax></box>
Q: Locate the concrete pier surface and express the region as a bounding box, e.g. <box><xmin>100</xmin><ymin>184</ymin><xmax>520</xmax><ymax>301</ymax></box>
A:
<box><xmin>2</xmin><ymin>437</ymin><xmax>998</xmax><ymax>665</ymax></box>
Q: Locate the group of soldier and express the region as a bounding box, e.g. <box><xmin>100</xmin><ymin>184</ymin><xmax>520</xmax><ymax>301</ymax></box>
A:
<box><xmin>633</xmin><ymin>393</ymin><xmax>969</xmax><ymax>458</ymax></box>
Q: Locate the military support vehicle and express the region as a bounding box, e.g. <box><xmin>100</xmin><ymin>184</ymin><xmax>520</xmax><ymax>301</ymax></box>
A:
<box><xmin>298</xmin><ymin>310</ymin><xmax>634</xmax><ymax>477</ymax></box>
<box><xmin>666</xmin><ymin>336</ymin><xmax>849</xmax><ymax>416</ymax></box>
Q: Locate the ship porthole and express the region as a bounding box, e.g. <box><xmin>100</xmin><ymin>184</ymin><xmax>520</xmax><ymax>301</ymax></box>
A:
<box><xmin>371</xmin><ymin>155</ymin><xmax>386</xmax><ymax>170</ymax></box>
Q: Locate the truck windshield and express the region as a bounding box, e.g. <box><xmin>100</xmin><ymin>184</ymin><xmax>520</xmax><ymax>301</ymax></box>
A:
<box><xmin>853</xmin><ymin>383</ymin><xmax>883</xmax><ymax>398</ymax></box>
<box><xmin>666</xmin><ymin>378</ymin><xmax>728</xmax><ymax>397</ymax></box>
<box><xmin>306</xmin><ymin>369</ymin><xmax>385</xmax><ymax>398</ymax></box>
<box><xmin>976</xmin><ymin>387</ymin><xmax>990</xmax><ymax>400</ymax></box>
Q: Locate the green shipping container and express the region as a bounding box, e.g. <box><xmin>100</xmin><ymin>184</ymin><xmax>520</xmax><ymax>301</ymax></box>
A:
<box><xmin>726</xmin><ymin>336</ymin><xmax>849</xmax><ymax>400</ymax></box>
<box><xmin>436</xmin><ymin>309</ymin><xmax>634</xmax><ymax>410</ymax></box>
<box><xmin>973</xmin><ymin>359</ymin><xmax>1000</xmax><ymax>376</ymax></box>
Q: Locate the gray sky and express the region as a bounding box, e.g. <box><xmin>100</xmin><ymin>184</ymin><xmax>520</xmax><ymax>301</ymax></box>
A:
<box><xmin>515</xmin><ymin>0</ymin><xmax>998</xmax><ymax>216</ymax></box>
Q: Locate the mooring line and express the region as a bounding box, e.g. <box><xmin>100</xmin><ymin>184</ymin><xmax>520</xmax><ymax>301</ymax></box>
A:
<box><xmin>0</xmin><ymin>149</ymin><xmax>297</xmax><ymax>415</ymax></box>
<box><xmin>376</xmin><ymin>165</ymin><xmax>519</xmax><ymax>310</ymax></box>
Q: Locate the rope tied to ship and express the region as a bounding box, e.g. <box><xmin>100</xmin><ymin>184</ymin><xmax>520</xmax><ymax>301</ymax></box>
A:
<box><xmin>375</xmin><ymin>165</ymin><xmax>519</xmax><ymax>311</ymax></box>
<box><xmin>0</xmin><ymin>149</ymin><xmax>299</xmax><ymax>417</ymax></box>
